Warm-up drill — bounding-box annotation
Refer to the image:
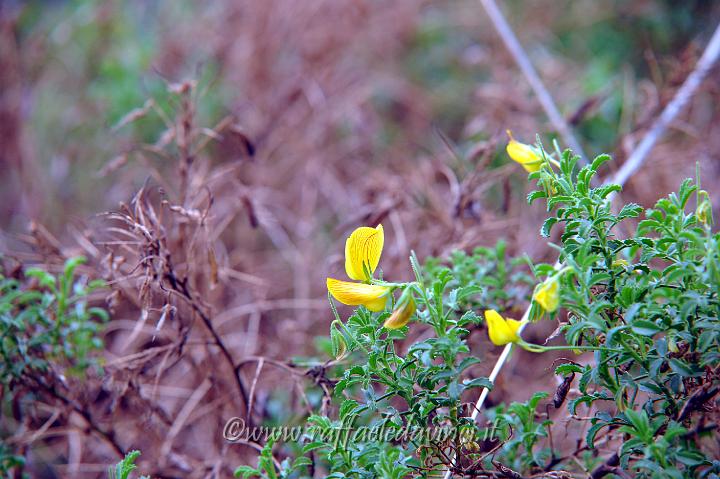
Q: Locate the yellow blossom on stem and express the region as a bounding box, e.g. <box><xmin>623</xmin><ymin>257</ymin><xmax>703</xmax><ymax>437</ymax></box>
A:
<box><xmin>533</xmin><ymin>276</ymin><xmax>560</xmax><ymax>313</ymax></box>
<box><xmin>485</xmin><ymin>311</ymin><xmax>623</xmax><ymax>355</ymax></box>
<box><xmin>485</xmin><ymin>309</ymin><xmax>526</xmax><ymax>346</ymax></box>
<box><xmin>384</xmin><ymin>297</ymin><xmax>415</xmax><ymax>329</ymax></box>
<box><xmin>326</xmin><ymin>278</ymin><xmax>389</xmax><ymax>312</ymax></box>
<box><xmin>484</xmin><ymin>310</ymin><xmax>621</xmax><ymax>354</ymax></box>
<box><xmin>506</xmin><ymin>130</ymin><xmax>543</xmax><ymax>173</ymax></box>
<box><xmin>327</xmin><ymin>224</ymin><xmax>390</xmax><ymax>312</ymax></box>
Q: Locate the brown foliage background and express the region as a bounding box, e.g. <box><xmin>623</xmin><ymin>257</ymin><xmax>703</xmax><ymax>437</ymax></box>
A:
<box><xmin>1</xmin><ymin>0</ymin><xmax>719</xmax><ymax>477</ymax></box>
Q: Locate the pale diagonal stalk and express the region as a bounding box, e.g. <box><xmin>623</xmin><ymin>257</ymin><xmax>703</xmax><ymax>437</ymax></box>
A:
<box><xmin>610</xmin><ymin>22</ymin><xmax>720</xmax><ymax>188</ymax></box>
<box><xmin>479</xmin><ymin>0</ymin><xmax>588</xmax><ymax>165</ymax></box>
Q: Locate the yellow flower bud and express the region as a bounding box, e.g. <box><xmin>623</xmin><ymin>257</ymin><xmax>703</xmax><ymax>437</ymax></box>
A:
<box><xmin>484</xmin><ymin>309</ymin><xmax>525</xmax><ymax>346</ymax></box>
<box><xmin>612</xmin><ymin>258</ymin><xmax>643</xmax><ymax>275</ymax></box>
<box><xmin>383</xmin><ymin>297</ymin><xmax>416</xmax><ymax>329</ymax></box>
<box><xmin>330</xmin><ymin>323</ymin><xmax>348</xmax><ymax>360</ymax></box>
<box><xmin>459</xmin><ymin>427</ymin><xmax>480</xmax><ymax>452</ymax></box>
<box><xmin>697</xmin><ymin>190</ymin><xmax>713</xmax><ymax>226</ymax></box>
<box><xmin>506</xmin><ymin>130</ymin><xmax>542</xmax><ymax>173</ymax></box>
<box><xmin>533</xmin><ymin>277</ymin><xmax>560</xmax><ymax>313</ymax></box>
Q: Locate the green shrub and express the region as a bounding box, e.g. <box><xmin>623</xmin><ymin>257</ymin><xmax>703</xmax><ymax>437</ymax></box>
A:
<box><xmin>0</xmin><ymin>257</ymin><xmax>108</xmax><ymax>478</ymax></box>
<box><xmin>235</xmin><ymin>138</ymin><xmax>719</xmax><ymax>479</ymax></box>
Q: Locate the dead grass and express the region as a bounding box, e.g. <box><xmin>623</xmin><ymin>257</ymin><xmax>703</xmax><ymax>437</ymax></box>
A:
<box><xmin>1</xmin><ymin>1</ymin><xmax>719</xmax><ymax>477</ymax></box>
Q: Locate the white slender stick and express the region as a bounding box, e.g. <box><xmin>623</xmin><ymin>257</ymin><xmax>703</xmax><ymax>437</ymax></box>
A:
<box><xmin>610</xmin><ymin>22</ymin><xmax>720</xmax><ymax>187</ymax></box>
<box><xmin>443</xmin><ymin>17</ymin><xmax>720</xmax><ymax>479</ymax></box>
<box><xmin>469</xmin><ymin>306</ymin><xmax>532</xmax><ymax>422</ymax></box>
<box><xmin>479</xmin><ymin>0</ymin><xmax>588</xmax><ymax>164</ymax></box>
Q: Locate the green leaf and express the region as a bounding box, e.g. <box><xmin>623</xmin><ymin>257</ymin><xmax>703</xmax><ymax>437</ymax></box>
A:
<box><xmin>554</xmin><ymin>363</ymin><xmax>583</xmax><ymax>375</ymax></box>
<box><xmin>455</xmin><ymin>285</ymin><xmax>482</xmax><ymax>302</ymax></box>
<box><xmin>528</xmin><ymin>391</ymin><xmax>549</xmax><ymax>409</ymax></box>
<box><xmin>292</xmin><ymin>456</ymin><xmax>313</xmax><ymax>469</ymax></box>
<box><xmin>547</xmin><ymin>196</ymin><xmax>575</xmax><ymax>209</ymax></box>
<box><xmin>527</xmin><ymin>190</ymin><xmax>547</xmax><ymax>204</ymax></box>
<box><xmin>667</xmin><ymin>358</ymin><xmax>698</xmax><ymax>377</ymax></box>
<box><xmin>623</xmin><ymin>409</ymin><xmax>651</xmax><ymax>441</ymax></box>
<box><xmin>234</xmin><ymin>465</ymin><xmax>260</xmax><ymax>478</ymax></box>
<box><xmin>447</xmin><ymin>379</ymin><xmax>462</xmax><ymax>400</ymax></box>
<box><xmin>541</xmin><ymin>217</ymin><xmax>558</xmax><ymax>237</ymax></box>
<box><xmin>617</xmin><ymin>203</ymin><xmax>643</xmax><ymax>220</ymax></box>
<box><xmin>339</xmin><ymin>399</ymin><xmax>359</xmax><ymax>418</ymax></box>
<box><xmin>596</xmin><ymin>184</ymin><xmax>622</xmax><ymax>199</ymax></box>
<box><xmin>630</xmin><ymin>320</ymin><xmax>662</xmax><ymax>336</ymax></box>
<box><xmin>590</xmin><ymin>154</ymin><xmax>611</xmax><ymax>172</ymax></box>
<box><xmin>675</xmin><ymin>449</ymin><xmax>709</xmax><ymax>467</ymax></box>
<box><xmin>302</xmin><ymin>441</ymin><xmax>327</xmax><ymax>454</ymax></box>
<box><xmin>113</xmin><ymin>450</ymin><xmax>141</xmax><ymax>479</ymax></box>
<box><xmin>586</xmin><ymin>422</ymin><xmax>607</xmax><ymax>449</ymax></box>
<box><xmin>638</xmin><ymin>381</ymin><xmax>664</xmax><ymax>395</ymax></box>
<box><xmin>456</xmin><ymin>357</ymin><xmax>482</xmax><ymax>373</ymax></box>
<box><xmin>24</xmin><ymin>268</ymin><xmax>57</xmax><ymax>289</ymax></box>
<box><xmin>63</xmin><ymin>256</ymin><xmax>87</xmax><ymax>284</ymax></box>
<box><xmin>463</xmin><ymin>377</ymin><xmax>493</xmax><ymax>390</ymax></box>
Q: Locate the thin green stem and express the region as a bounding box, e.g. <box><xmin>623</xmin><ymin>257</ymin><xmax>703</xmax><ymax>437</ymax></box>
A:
<box><xmin>518</xmin><ymin>340</ymin><xmax>622</xmax><ymax>354</ymax></box>
<box><xmin>369</xmin><ymin>279</ymin><xmax>416</xmax><ymax>288</ymax></box>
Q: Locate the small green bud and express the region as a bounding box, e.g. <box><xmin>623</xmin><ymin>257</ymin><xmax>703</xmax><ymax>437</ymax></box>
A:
<box><xmin>330</xmin><ymin>322</ymin><xmax>348</xmax><ymax>360</ymax></box>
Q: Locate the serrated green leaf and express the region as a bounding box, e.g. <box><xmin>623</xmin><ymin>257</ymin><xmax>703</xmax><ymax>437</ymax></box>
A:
<box><xmin>541</xmin><ymin>217</ymin><xmax>558</xmax><ymax>237</ymax></box>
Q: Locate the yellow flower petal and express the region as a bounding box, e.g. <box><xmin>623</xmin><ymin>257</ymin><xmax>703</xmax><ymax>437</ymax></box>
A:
<box><xmin>364</xmin><ymin>294</ymin><xmax>390</xmax><ymax>312</ymax></box>
<box><xmin>344</xmin><ymin>224</ymin><xmax>384</xmax><ymax>281</ymax></box>
<box><xmin>534</xmin><ymin>278</ymin><xmax>560</xmax><ymax>313</ymax></box>
<box><xmin>506</xmin><ymin>130</ymin><xmax>542</xmax><ymax>173</ymax></box>
<box><xmin>506</xmin><ymin>318</ymin><xmax>525</xmax><ymax>336</ymax></box>
<box><xmin>485</xmin><ymin>309</ymin><xmax>524</xmax><ymax>346</ymax></box>
<box><xmin>384</xmin><ymin>298</ymin><xmax>415</xmax><ymax>329</ymax></box>
<box><xmin>327</xmin><ymin>278</ymin><xmax>389</xmax><ymax>312</ymax></box>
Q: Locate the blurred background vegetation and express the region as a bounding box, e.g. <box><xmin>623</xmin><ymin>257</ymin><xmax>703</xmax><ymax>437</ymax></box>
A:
<box><xmin>3</xmin><ymin>0</ymin><xmax>719</xmax><ymax>231</ymax></box>
<box><xmin>1</xmin><ymin>0</ymin><xmax>718</xmax><ymax>477</ymax></box>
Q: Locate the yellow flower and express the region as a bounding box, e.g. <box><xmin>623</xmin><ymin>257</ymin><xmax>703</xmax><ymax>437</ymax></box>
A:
<box><xmin>384</xmin><ymin>297</ymin><xmax>415</xmax><ymax>329</ymax></box>
<box><xmin>506</xmin><ymin>130</ymin><xmax>543</xmax><ymax>173</ymax></box>
<box><xmin>345</xmin><ymin>224</ymin><xmax>384</xmax><ymax>281</ymax></box>
<box><xmin>485</xmin><ymin>309</ymin><xmax>526</xmax><ymax>346</ymax></box>
<box><xmin>327</xmin><ymin>278</ymin><xmax>389</xmax><ymax>312</ymax></box>
<box><xmin>327</xmin><ymin>224</ymin><xmax>390</xmax><ymax>312</ymax></box>
<box><xmin>533</xmin><ymin>277</ymin><xmax>560</xmax><ymax>313</ymax></box>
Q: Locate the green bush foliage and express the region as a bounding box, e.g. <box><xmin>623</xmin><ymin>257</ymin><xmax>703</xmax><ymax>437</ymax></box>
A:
<box><xmin>0</xmin><ymin>257</ymin><xmax>108</xmax><ymax>478</ymax></box>
<box><xmin>235</xmin><ymin>143</ymin><xmax>719</xmax><ymax>479</ymax></box>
